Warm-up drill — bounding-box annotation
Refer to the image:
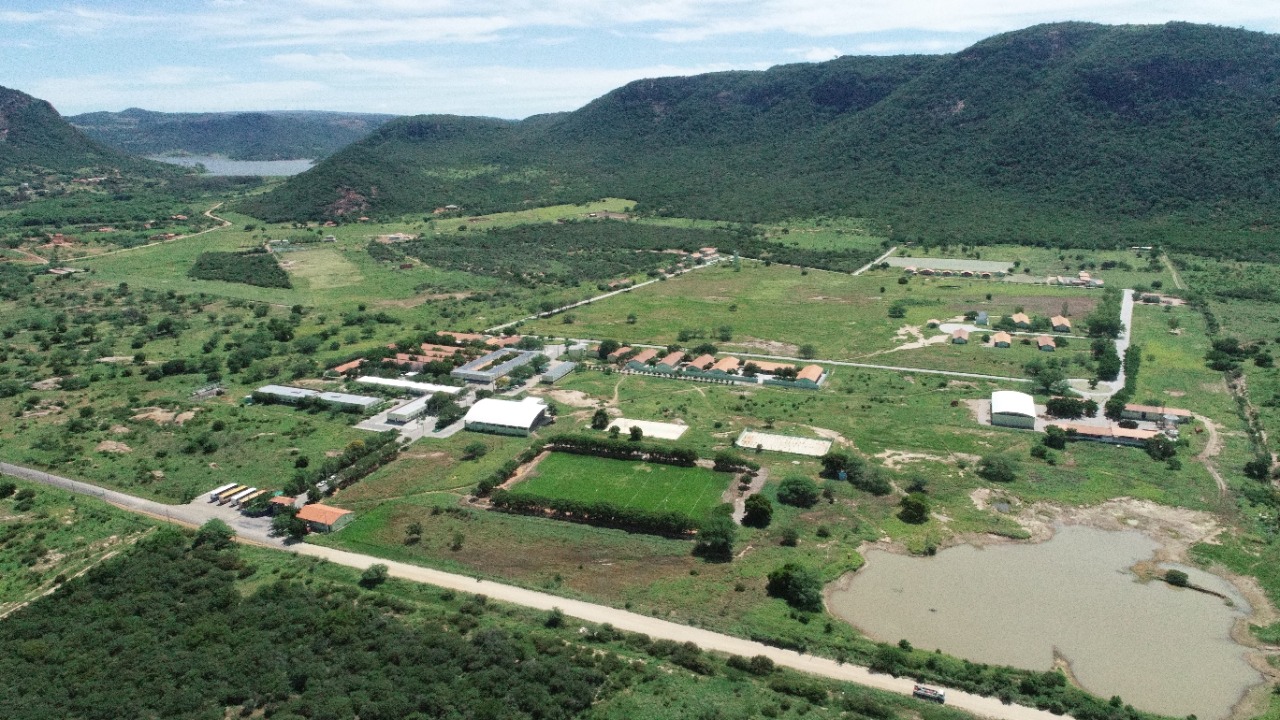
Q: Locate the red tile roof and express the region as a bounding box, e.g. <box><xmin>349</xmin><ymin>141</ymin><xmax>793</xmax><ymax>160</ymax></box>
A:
<box><xmin>711</xmin><ymin>356</ymin><xmax>740</xmax><ymax>372</ymax></box>
<box><xmin>796</xmin><ymin>365</ymin><xmax>823</xmax><ymax>383</ymax></box>
<box><xmin>296</xmin><ymin>504</ymin><xmax>353</xmax><ymax>525</ymax></box>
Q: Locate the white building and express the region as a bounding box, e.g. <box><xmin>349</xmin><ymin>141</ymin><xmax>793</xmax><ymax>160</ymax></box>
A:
<box><xmin>463</xmin><ymin>397</ymin><xmax>548</xmax><ymax>436</ymax></box>
<box><xmin>387</xmin><ymin>395</ymin><xmax>433</xmax><ymax>424</ymax></box>
<box><xmin>991</xmin><ymin>390</ymin><xmax>1037</xmax><ymax>429</ymax></box>
<box><xmin>354</xmin><ymin>376</ymin><xmax>463</xmax><ymax>396</ymax></box>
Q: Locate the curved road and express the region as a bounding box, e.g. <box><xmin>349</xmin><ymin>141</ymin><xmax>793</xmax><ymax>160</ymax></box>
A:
<box><xmin>0</xmin><ymin>460</ymin><xmax>1065</xmax><ymax>720</ymax></box>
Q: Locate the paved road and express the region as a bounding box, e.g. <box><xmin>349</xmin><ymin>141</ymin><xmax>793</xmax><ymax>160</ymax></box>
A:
<box><xmin>1</xmin><ymin>459</ymin><xmax>1066</xmax><ymax>720</ymax></box>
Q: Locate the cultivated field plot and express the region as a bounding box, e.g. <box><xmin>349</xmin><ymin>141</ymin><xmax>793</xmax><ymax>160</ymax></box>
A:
<box><xmin>736</xmin><ymin>430</ymin><xmax>832</xmax><ymax>457</ymax></box>
<box><xmin>885</xmin><ymin>256</ymin><xmax>1014</xmax><ymax>274</ymax></box>
<box><xmin>277</xmin><ymin>248</ymin><xmax>364</xmax><ymax>289</ymax></box>
<box><xmin>606</xmin><ymin>418</ymin><xmax>689</xmax><ymax>440</ymax></box>
<box><xmin>515</xmin><ymin>453</ymin><xmax>728</xmax><ymax>518</ymax></box>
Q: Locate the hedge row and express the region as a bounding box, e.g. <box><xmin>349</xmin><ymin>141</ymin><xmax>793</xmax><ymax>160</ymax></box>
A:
<box><xmin>489</xmin><ymin>489</ymin><xmax>697</xmax><ymax>537</ymax></box>
<box><xmin>545</xmin><ymin>433</ymin><xmax>698</xmax><ymax>467</ymax></box>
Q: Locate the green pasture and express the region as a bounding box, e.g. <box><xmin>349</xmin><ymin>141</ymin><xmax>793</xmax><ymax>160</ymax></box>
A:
<box><xmin>887</xmin><ymin>244</ymin><xmax>1173</xmax><ymax>291</ymax></box>
<box><xmin>514</xmin><ymin>453</ymin><xmax>729</xmax><ymax>519</ymax></box>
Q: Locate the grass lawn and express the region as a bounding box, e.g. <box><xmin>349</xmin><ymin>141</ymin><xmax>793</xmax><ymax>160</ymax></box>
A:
<box><xmin>515</xmin><ymin>453</ymin><xmax>729</xmax><ymax>519</ymax></box>
<box><xmin>892</xmin><ymin>244</ymin><xmax>1173</xmax><ymax>291</ymax></box>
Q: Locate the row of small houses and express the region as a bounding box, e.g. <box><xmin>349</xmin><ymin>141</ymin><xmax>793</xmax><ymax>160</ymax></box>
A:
<box><xmin>938</xmin><ymin>313</ymin><xmax>1072</xmax><ymax>332</ymax></box>
<box><xmin>606</xmin><ymin>347</ymin><xmax>824</xmax><ymax>389</ymax></box>
<box><xmin>903</xmin><ymin>266</ymin><xmax>1006</xmax><ymax>279</ymax></box>
<box><xmin>951</xmin><ymin>329</ymin><xmax>1059</xmax><ymax>351</ymax></box>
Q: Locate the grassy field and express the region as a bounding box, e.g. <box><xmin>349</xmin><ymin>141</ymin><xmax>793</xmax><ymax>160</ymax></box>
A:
<box><xmin>891</xmin><ymin>244</ymin><xmax>1174</xmax><ymax>291</ymax></box>
<box><xmin>526</xmin><ymin>261</ymin><xmax>1099</xmax><ymax>376</ymax></box>
<box><xmin>515</xmin><ymin>453</ymin><xmax>729</xmax><ymax>518</ymax></box>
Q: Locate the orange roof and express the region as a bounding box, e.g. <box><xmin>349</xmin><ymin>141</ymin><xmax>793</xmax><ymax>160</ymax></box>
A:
<box><xmin>992</xmin><ymin>331</ymin><xmax>1012</xmax><ymax>343</ymax></box>
<box><xmin>796</xmin><ymin>365</ymin><xmax>823</xmax><ymax>382</ymax></box>
<box><xmin>658</xmin><ymin>351</ymin><xmax>685</xmax><ymax>366</ymax></box>
<box><xmin>332</xmin><ymin>359</ymin><xmax>364</xmax><ymax>373</ymax></box>
<box><xmin>1050</xmin><ymin>422</ymin><xmax>1111</xmax><ymax>438</ymax></box>
<box><xmin>269</xmin><ymin>495</ymin><xmax>295</xmax><ymax>506</ymax></box>
<box><xmin>1037</xmin><ymin>335</ymin><xmax>1056</xmax><ymax>347</ymax></box>
<box><xmin>608</xmin><ymin>345</ymin><xmax>632</xmax><ymax>359</ymax></box>
<box><xmin>1113</xmin><ymin>426</ymin><xmax>1158</xmax><ymax>440</ymax></box>
<box><xmin>630</xmin><ymin>348</ymin><xmax>658</xmax><ymax>364</ymax></box>
<box><xmin>1050</xmin><ymin>315</ymin><xmax>1071</xmax><ymax>327</ymax></box>
<box><xmin>296</xmin><ymin>504</ymin><xmax>353</xmax><ymax>525</ymax></box>
<box><xmin>1011</xmin><ymin>313</ymin><xmax>1031</xmax><ymax>325</ymax></box>
<box><xmin>1125</xmin><ymin>403</ymin><xmax>1192</xmax><ymax>417</ymax></box>
<box><xmin>711</xmin><ymin>356</ymin><xmax>740</xmax><ymax>372</ymax></box>
<box><xmin>486</xmin><ymin>335</ymin><xmax>522</xmax><ymax>347</ymax></box>
<box><xmin>688</xmin><ymin>354</ymin><xmax>715</xmax><ymax>369</ymax></box>
<box><xmin>951</xmin><ymin>328</ymin><xmax>969</xmax><ymax>339</ymax></box>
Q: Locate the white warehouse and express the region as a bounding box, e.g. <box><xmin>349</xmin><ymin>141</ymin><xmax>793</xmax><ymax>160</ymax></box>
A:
<box><xmin>991</xmin><ymin>390</ymin><xmax>1037</xmax><ymax>429</ymax></box>
<box><xmin>463</xmin><ymin>397</ymin><xmax>548</xmax><ymax>436</ymax></box>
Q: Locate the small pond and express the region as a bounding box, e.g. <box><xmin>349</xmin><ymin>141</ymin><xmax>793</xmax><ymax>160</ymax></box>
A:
<box><xmin>827</xmin><ymin>525</ymin><xmax>1263</xmax><ymax>719</ymax></box>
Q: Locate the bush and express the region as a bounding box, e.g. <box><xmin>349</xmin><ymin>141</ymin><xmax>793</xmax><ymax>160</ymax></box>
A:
<box><xmin>189</xmin><ymin>249</ymin><xmax>292</xmax><ymax>289</ymax></box>
<box><xmin>694</xmin><ymin>512</ymin><xmax>737</xmax><ymax>561</ymax></box>
<box><xmin>776</xmin><ymin>475</ymin><xmax>819</xmax><ymax>508</ymax></box>
<box><xmin>1043</xmin><ymin>425</ymin><xmax>1068</xmax><ymax>450</ymax></box>
<box><xmin>742</xmin><ymin>494</ymin><xmax>773</xmax><ymax>528</ymax></box>
<box><xmin>765</xmin><ymin>562</ymin><xmax>823</xmax><ymax>612</ymax></box>
<box><xmin>1165</xmin><ymin>569</ymin><xmax>1190</xmax><ymax>587</ymax></box>
<box><xmin>359</xmin><ymin>563</ymin><xmax>390</xmax><ymax>588</ymax></box>
<box><xmin>898</xmin><ymin>493</ymin><xmax>930</xmax><ymax>524</ymax></box>
<box><xmin>0</xmin><ymin>481</ymin><xmax>15</xmax><ymax>499</ymax></box>
<box><xmin>976</xmin><ymin>454</ymin><xmax>1018</xmax><ymax>483</ymax></box>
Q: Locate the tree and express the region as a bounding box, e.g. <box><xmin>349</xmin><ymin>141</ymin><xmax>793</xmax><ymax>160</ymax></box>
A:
<box><xmin>1165</xmin><ymin>569</ymin><xmax>1190</xmax><ymax>587</ymax></box>
<box><xmin>1145</xmin><ymin>435</ymin><xmax>1177</xmax><ymax>461</ymax></box>
<box><xmin>798</xmin><ymin>344</ymin><xmax>817</xmax><ymax>359</ymax></box>
<box><xmin>628</xmin><ymin>425</ymin><xmax>643</xmax><ymax>441</ymax></box>
<box><xmin>360</xmin><ymin>563</ymin><xmax>389</xmax><ymax>588</ymax></box>
<box><xmin>597</xmin><ymin>339</ymin><xmax>620</xmax><ymax>360</ymax></box>
<box><xmin>977</xmin><ymin>454</ymin><xmax>1018</xmax><ymax>483</ymax></box>
<box><xmin>766</xmin><ymin>562</ymin><xmax>823</xmax><ymax>612</ymax></box>
<box><xmin>590</xmin><ymin>408</ymin><xmax>610</xmax><ymax>430</ymax></box>
<box><xmin>694</xmin><ymin>513</ymin><xmax>737</xmax><ymax>561</ymax></box>
<box><xmin>776</xmin><ymin>474</ymin><xmax>819</xmax><ymax>507</ymax></box>
<box><xmin>462</xmin><ymin>441</ymin><xmax>488</xmax><ymax>460</ymax></box>
<box><xmin>271</xmin><ymin>508</ymin><xmax>307</xmax><ymax>540</ymax></box>
<box><xmin>1244</xmin><ymin>456</ymin><xmax>1273</xmax><ymax>480</ymax></box>
<box><xmin>192</xmin><ymin>519</ymin><xmax>236</xmax><ymax>551</ymax></box>
<box><xmin>898</xmin><ymin>493</ymin><xmax>930</xmax><ymax>524</ymax></box>
<box><xmin>1043</xmin><ymin>425</ymin><xmax>1068</xmax><ymax>450</ymax></box>
<box><xmin>742</xmin><ymin>494</ymin><xmax>773</xmax><ymax>528</ymax></box>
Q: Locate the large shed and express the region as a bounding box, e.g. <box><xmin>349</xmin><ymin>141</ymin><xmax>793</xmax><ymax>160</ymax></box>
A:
<box><xmin>296</xmin><ymin>504</ymin><xmax>354</xmax><ymax>532</ymax></box>
<box><xmin>991</xmin><ymin>390</ymin><xmax>1037</xmax><ymax>429</ymax></box>
<box><xmin>463</xmin><ymin>397</ymin><xmax>547</xmax><ymax>436</ymax></box>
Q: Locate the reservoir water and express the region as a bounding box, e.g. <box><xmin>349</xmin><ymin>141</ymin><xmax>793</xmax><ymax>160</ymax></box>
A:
<box><xmin>148</xmin><ymin>155</ymin><xmax>314</xmax><ymax>176</ymax></box>
<box><xmin>827</xmin><ymin>526</ymin><xmax>1263</xmax><ymax>719</ymax></box>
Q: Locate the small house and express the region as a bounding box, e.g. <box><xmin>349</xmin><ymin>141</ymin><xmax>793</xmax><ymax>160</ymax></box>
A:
<box><xmin>606</xmin><ymin>346</ymin><xmax>632</xmax><ymax>362</ymax></box>
<box><xmin>656</xmin><ymin>351</ymin><xmax>685</xmax><ymax>373</ymax></box>
<box><xmin>1122</xmin><ymin>404</ymin><xmax>1192</xmax><ymax>424</ymax></box>
<box><xmin>1011</xmin><ymin>312</ymin><xmax>1032</xmax><ymax>329</ymax></box>
<box><xmin>687</xmin><ymin>354</ymin><xmax>716</xmax><ymax>370</ymax></box>
<box><xmin>710</xmin><ymin>356</ymin><xmax>741</xmax><ymax>375</ymax></box>
<box><xmin>296</xmin><ymin>504</ymin><xmax>355</xmax><ymax>533</ymax></box>
<box><xmin>992</xmin><ymin>331</ymin><xmax>1012</xmax><ymax>348</ymax></box>
<box><xmin>626</xmin><ymin>348</ymin><xmax>659</xmax><ymax>370</ymax></box>
<box><xmin>951</xmin><ymin>328</ymin><xmax>970</xmax><ymax>344</ymax></box>
<box><xmin>795</xmin><ymin>365</ymin><xmax>824</xmax><ymax>388</ymax></box>
<box><xmin>1037</xmin><ymin>335</ymin><xmax>1056</xmax><ymax>352</ymax></box>
<box><xmin>1051</xmin><ymin>315</ymin><xmax>1072</xmax><ymax>333</ymax></box>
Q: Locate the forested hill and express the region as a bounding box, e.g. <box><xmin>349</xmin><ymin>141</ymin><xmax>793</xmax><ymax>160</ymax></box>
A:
<box><xmin>240</xmin><ymin>22</ymin><xmax>1280</xmax><ymax>255</ymax></box>
<box><xmin>0</xmin><ymin>86</ymin><xmax>159</xmax><ymax>175</ymax></box>
<box><xmin>69</xmin><ymin>109</ymin><xmax>398</xmax><ymax>161</ymax></box>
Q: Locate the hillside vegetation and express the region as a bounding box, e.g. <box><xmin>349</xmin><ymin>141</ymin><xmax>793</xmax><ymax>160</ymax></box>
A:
<box><xmin>70</xmin><ymin>109</ymin><xmax>398</xmax><ymax>161</ymax></box>
<box><xmin>0</xmin><ymin>86</ymin><xmax>161</xmax><ymax>176</ymax></box>
<box><xmin>241</xmin><ymin>22</ymin><xmax>1280</xmax><ymax>259</ymax></box>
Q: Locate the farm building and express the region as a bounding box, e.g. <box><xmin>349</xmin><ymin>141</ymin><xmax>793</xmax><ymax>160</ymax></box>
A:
<box><xmin>296</xmin><ymin>504</ymin><xmax>355</xmax><ymax>533</ymax></box>
<box><xmin>976</xmin><ymin>311</ymin><xmax>989</xmax><ymax>326</ymax></box>
<box><xmin>252</xmin><ymin>385</ymin><xmax>381</xmax><ymax>411</ymax></box>
<box><xmin>656</xmin><ymin>351</ymin><xmax>685</xmax><ymax>372</ymax></box>
<box><xmin>1010</xmin><ymin>313</ymin><xmax>1032</xmax><ymax>329</ymax></box>
<box><xmin>1049</xmin><ymin>421</ymin><xmax>1159</xmax><ymax>447</ymax></box>
<box><xmin>626</xmin><ymin>348</ymin><xmax>659</xmax><ymax>369</ymax></box>
<box><xmin>606</xmin><ymin>346</ymin><xmax>632</xmax><ymax>362</ymax></box>
<box><xmin>1037</xmin><ymin>335</ymin><xmax>1056</xmax><ymax>351</ymax></box>
<box><xmin>1122</xmin><ymin>404</ymin><xmax>1192</xmax><ymax>423</ymax></box>
<box><xmin>386</xmin><ymin>395</ymin><xmax>433</xmax><ymax>423</ymax></box>
<box><xmin>687</xmin><ymin>354</ymin><xmax>716</xmax><ymax>370</ymax></box>
<box><xmin>710</xmin><ymin>356</ymin><xmax>741</xmax><ymax>375</ymax></box>
<box><xmin>1051</xmin><ymin>315</ymin><xmax>1072</xmax><ymax>333</ymax></box>
<box><xmin>951</xmin><ymin>328</ymin><xmax>969</xmax><ymax>344</ymax></box>
<box><xmin>795</xmin><ymin>365</ymin><xmax>824</xmax><ymax>388</ymax></box>
<box><xmin>541</xmin><ymin>361</ymin><xmax>576</xmax><ymax>384</ymax></box>
<box><xmin>991</xmin><ymin>390</ymin><xmax>1037</xmax><ymax>429</ymax></box>
<box><xmin>355</xmin><ymin>376</ymin><xmax>463</xmax><ymax>396</ymax></box>
<box><xmin>463</xmin><ymin>397</ymin><xmax>548</xmax><ymax>436</ymax></box>
<box><xmin>331</xmin><ymin>358</ymin><xmax>364</xmax><ymax>374</ymax></box>
<box><xmin>992</xmin><ymin>332</ymin><xmax>1012</xmax><ymax>348</ymax></box>
<box><xmin>451</xmin><ymin>349</ymin><xmax>539</xmax><ymax>383</ymax></box>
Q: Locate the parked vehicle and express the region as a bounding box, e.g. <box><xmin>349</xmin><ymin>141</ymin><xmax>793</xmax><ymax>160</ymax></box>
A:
<box><xmin>913</xmin><ymin>685</ymin><xmax>945</xmax><ymax>704</ymax></box>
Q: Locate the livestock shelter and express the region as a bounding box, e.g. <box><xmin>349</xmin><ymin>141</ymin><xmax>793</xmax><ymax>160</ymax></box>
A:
<box><xmin>991</xmin><ymin>390</ymin><xmax>1037</xmax><ymax>429</ymax></box>
<box><xmin>463</xmin><ymin>397</ymin><xmax>548</xmax><ymax>436</ymax></box>
<box><xmin>296</xmin><ymin>503</ymin><xmax>355</xmax><ymax>533</ymax></box>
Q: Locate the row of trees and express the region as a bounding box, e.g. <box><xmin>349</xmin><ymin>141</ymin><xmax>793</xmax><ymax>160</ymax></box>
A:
<box><xmin>489</xmin><ymin>489</ymin><xmax>699</xmax><ymax>537</ymax></box>
<box><xmin>545</xmin><ymin>433</ymin><xmax>699</xmax><ymax>467</ymax></box>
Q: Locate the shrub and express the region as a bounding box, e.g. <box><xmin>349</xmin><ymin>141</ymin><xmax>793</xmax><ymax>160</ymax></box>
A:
<box><xmin>776</xmin><ymin>475</ymin><xmax>819</xmax><ymax>508</ymax></box>
<box><xmin>976</xmin><ymin>454</ymin><xmax>1018</xmax><ymax>483</ymax></box>
<box><xmin>359</xmin><ymin>563</ymin><xmax>390</xmax><ymax>588</ymax></box>
<box><xmin>742</xmin><ymin>494</ymin><xmax>773</xmax><ymax>528</ymax></box>
<box><xmin>1165</xmin><ymin>569</ymin><xmax>1190</xmax><ymax>587</ymax></box>
<box><xmin>766</xmin><ymin>563</ymin><xmax>823</xmax><ymax>612</ymax></box>
<box><xmin>898</xmin><ymin>493</ymin><xmax>930</xmax><ymax>524</ymax></box>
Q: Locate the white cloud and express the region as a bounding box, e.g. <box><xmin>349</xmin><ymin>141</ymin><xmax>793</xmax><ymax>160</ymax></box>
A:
<box><xmin>266</xmin><ymin>53</ymin><xmax>425</xmax><ymax>78</ymax></box>
<box><xmin>791</xmin><ymin>46</ymin><xmax>842</xmax><ymax>62</ymax></box>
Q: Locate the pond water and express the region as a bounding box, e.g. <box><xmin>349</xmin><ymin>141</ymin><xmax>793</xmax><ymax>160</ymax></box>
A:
<box><xmin>828</xmin><ymin>526</ymin><xmax>1263</xmax><ymax>719</ymax></box>
<box><xmin>148</xmin><ymin>155</ymin><xmax>314</xmax><ymax>176</ymax></box>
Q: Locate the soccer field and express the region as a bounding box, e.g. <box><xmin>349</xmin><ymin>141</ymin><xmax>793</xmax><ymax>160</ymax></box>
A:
<box><xmin>516</xmin><ymin>453</ymin><xmax>729</xmax><ymax>518</ymax></box>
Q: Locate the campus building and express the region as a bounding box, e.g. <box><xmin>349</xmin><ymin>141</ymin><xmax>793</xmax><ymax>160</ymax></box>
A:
<box><xmin>991</xmin><ymin>390</ymin><xmax>1037</xmax><ymax>429</ymax></box>
<box><xmin>463</xmin><ymin>397</ymin><xmax>548</xmax><ymax>436</ymax></box>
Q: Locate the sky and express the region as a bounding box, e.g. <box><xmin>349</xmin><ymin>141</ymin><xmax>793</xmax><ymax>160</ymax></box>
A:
<box><xmin>2</xmin><ymin>1</ymin><xmax>1276</xmax><ymax>118</ymax></box>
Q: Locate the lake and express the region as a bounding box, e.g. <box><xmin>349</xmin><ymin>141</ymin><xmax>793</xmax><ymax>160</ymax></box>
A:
<box><xmin>148</xmin><ymin>155</ymin><xmax>314</xmax><ymax>176</ymax></box>
<box><xmin>827</xmin><ymin>525</ymin><xmax>1263</xmax><ymax>719</ymax></box>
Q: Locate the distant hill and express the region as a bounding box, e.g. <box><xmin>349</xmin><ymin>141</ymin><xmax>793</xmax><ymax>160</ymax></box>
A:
<box><xmin>240</xmin><ymin>22</ymin><xmax>1280</xmax><ymax>257</ymax></box>
<box><xmin>0</xmin><ymin>86</ymin><xmax>155</xmax><ymax>175</ymax></box>
<box><xmin>69</xmin><ymin>109</ymin><xmax>398</xmax><ymax>161</ymax></box>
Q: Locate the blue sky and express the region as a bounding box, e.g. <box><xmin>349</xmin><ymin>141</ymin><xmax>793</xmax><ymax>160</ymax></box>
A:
<box><xmin>2</xmin><ymin>1</ymin><xmax>1275</xmax><ymax>118</ymax></box>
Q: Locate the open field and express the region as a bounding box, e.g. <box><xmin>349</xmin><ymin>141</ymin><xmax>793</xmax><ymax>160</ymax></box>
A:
<box><xmin>527</xmin><ymin>261</ymin><xmax>1098</xmax><ymax>375</ymax></box>
<box><xmin>888</xmin><ymin>244</ymin><xmax>1174</xmax><ymax>291</ymax></box>
<box><xmin>515</xmin><ymin>453</ymin><xmax>729</xmax><ymax>519</ymax></box>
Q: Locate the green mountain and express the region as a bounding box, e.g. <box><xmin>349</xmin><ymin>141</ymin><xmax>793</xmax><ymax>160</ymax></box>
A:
<box><xmin>241</xmin><ymin>22</ymin><xmax>1280</xmax><ymax>257</ymax></box>
<box><xmin>0</xmin><ymin>86</ymin><xmax>151</xmax><ymax>174</ymax></box>
<box><xmin>69</xmin><ymin>109</ymin><xmax>398</xmax><ymax>161</ymax></box>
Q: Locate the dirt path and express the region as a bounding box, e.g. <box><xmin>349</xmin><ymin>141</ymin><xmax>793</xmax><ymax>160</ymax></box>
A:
<box><xmin>1195</xmin><ymin>414</ymin><xmax>1229</xmax><ymax>496</ymax></box>
<box><xmin>723</xmin><ymin>467</ymin><xmax>768</xmax><ymax>524</ymax></box>
<box><xmin>852</xmin><ymin>245</ymin><xmax>898</xmax><ymax>276</ymax></box>
<box><xmin>1162</xmin><ymin>254</ymin><xmax>1186</xmax><ymax>290</ymax></box>
<box><xmin>80</xmin><ymin>203</ymin><xmax>232</xmax><ymax>260</ymax></box>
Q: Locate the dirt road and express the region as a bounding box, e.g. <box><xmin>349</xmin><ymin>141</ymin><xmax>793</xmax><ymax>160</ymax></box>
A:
<box><xmin>80</xmin><ymin>203</ymin><xmax>232</xmax><ymax>260</ymax></box>
<box><xmin>1195</xmin><ymin>414</ymin><xmax>1229</xmax><ymax>496</ymax></box>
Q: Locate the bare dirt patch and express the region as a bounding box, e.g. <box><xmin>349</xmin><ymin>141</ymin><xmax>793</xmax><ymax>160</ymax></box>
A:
<box><xmin>132</xmin><ymin>407</ymin><xmax>199</xmax><ymax>425</ymax></box>
<box><xmin>543</xmin><ymin>389</ymin><xmax>598</xmax><ymax>408</ymax></box>
<box><xmin>96</xmin><ymin>356</ymin><xmax>134</xmax><ymax>364</ymax></box>
<box><xmin>876</xmin><ymin>449</ymin><xmax>979</xmax><ymax>469</ymax></box>
<box><xmin>109</xmin><ymin>425</ymin><xmax>130</xmax><ymax>435</ymax></box>
<box><xmin>31</xmin><ymin>377</ymin><xmax>63</xmax><ymax>391</ymax></box>
<box><xmin>95</xmin><ymin>440</ymin><xmax>132</xmax><ymax>454</ymax></box>
<box><xmin>726</xmin><ymin>338</ymin><xmax>800</xmax><ymax>356</ymax></box>
<box><xmin>809</xmin><ymin>426</ymin><xmax>852</xmax><ymax>447</ymax></box>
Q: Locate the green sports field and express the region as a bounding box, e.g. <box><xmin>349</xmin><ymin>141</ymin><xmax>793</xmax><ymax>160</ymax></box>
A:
<box><xmin>514</xmin><ymin>453</ymin><xmax>729</xmax><ymax>518</ymax></box>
